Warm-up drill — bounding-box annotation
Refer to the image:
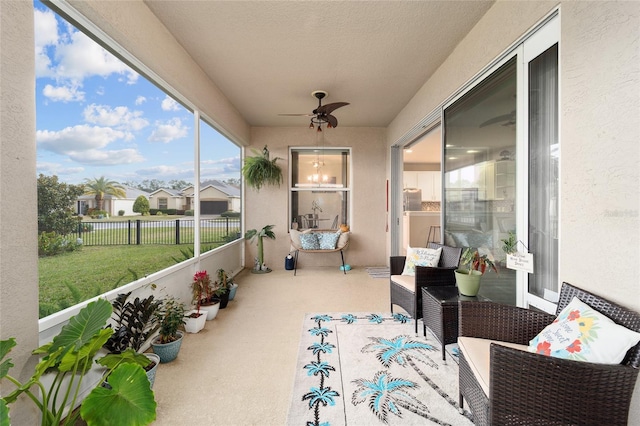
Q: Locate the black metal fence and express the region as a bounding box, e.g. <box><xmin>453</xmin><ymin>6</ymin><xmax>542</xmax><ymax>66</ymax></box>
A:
<box><xmin>75</xmin><ymin>217</ymin><xmax>241</xmax><ymax>246</ymax></box>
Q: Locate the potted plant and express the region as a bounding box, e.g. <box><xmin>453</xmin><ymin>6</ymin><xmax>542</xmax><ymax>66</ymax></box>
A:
<box><xmin>455</xmin><ymin>247</ymin><xmax>498</xmax><ymax>296</ymax></box>
<box><xmin>191</xmin><ymin>270</ymin><xmax>220</xmax><ymax>321</ymax></box>
<box><xmin>151</xmin><ymin>297</ymin><xmax>186</xmax><ymax>363</ymax></box>
<box><xmin>241</xmin><ymin>145</ymin><xmax>283</xmax><ymax>190</ymax></box>
<box><xmin>0</xmin><ymin>299</ymin><xmax>156</xmax><ymax>425</ymax></box>
<box><xmin>245</xmin><ymin>224</ymin><xmax>276</xmax><ymax>273</ymax></box>
<box><xmin>214</xmin><ymin>268</ymin><xmax>235</xmax><ymax>309</ymax></box>
<box><xmin>103</xmin><ymin>292</ymin><xmax>162</xmax><ymax>387</ymax></box>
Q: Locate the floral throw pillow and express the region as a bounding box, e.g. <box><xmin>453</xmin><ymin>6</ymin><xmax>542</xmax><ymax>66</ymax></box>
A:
<box><xmin>528</xmin><ymin>296</ymin><xmax>640</xmax><ymax>364</ymax></box>
<box><xmin>318</xmin><ymin>232</ymin><xmax>340</xmax><ymax>250</ymax></box>
<box><xmin>401</xmin><ymin>246</ymin><xmax>442</xmax><ymax>276</ymax></box>
<box><xmin>299</xmin><ymin>233</ymin><xmax>320</xmax><ymax>250</ymax></box>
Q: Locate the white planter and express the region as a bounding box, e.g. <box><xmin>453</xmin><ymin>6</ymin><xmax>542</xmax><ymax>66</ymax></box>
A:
<box><xmin>200</xmin><ymin>301</ymin><xmax>220</xmax><ymax>320</ymax></box>
<box><xmin>184</xmin><ymin>310</ymin><xmax>207</xmax><ymax>333</ymax></box>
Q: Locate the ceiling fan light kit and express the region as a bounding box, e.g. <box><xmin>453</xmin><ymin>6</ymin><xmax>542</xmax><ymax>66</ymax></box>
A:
<box><xmin>279</xmin><ymin>90</ymin><xmax>349</xmax><ymax>131</ymax></box>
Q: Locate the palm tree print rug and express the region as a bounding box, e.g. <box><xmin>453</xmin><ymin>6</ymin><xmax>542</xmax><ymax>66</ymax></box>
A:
<box><xmin>286</xmin><ymin>313</ymin><xmax>473</xmax><ymax>426</ymax></box>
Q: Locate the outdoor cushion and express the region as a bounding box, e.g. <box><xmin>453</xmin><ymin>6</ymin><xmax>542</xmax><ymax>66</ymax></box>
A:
<box><xmin>290</xmin><ymin>228</ymin><xmax>313</xmax><ymax>250</ymax></box>
<box><xmin>401</xmin><ymin>246</ymin><xmax>442</xmax><ymax>276</ymax></box>
<box><xmin>458</xmin><ymin>336</ymin><xmax>529</xmax><ymax>396</ymax></box>
<box><xmin>528</xmin><ymin>296</ymin><xmax>640</xmax><ymax>364</ymax></box>
<box><xmin>318</xmin><ymin>232</ymin><xmax>339</xmax><ymax>250</ymax></box>
<box><xmin>389</xmin><ymin>274</ymin><xmax>415</xmax><ymax>292</ymax></box>
<box><xmin>299</xmin><ymin>233</ymin><xmax>320</xmax><ymax>250</ymax></box>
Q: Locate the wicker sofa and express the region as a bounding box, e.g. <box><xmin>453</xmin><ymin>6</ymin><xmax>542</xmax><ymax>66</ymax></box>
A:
<box><xmin>289</xmin><ymin>229</ymin><xmax>349</xmax><ymax>275</ymax></box>
<box><xmin>458</xmin><ymin>281</ymin><xmax>640</xmax><ymax>426</ymax></box>
<box><xmin>389</xmin><ymin>243</ymin><xmax>462</xmax><ymax>334</ymax></box>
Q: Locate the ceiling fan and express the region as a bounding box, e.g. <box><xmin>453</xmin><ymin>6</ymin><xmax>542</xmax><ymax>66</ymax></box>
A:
<box><xmin>479</xmin><ymin>109</ymin><xmax>516</xmax><ymax>128</ymax></box>
<box><xmin>279</xmin><ymin>90</ymin><xmax>349</xmax><ymax>131</ymax></box>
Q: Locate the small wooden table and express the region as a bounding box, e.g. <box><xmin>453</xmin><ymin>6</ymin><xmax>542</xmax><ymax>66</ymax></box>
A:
<box><xmin>422</xmin><ymin>286</ymin><xmax>489</xmax><ymax>360</ymax></box>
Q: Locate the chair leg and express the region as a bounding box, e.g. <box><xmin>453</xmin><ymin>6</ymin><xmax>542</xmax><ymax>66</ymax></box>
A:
<box><xmin>340</xmin><ymin>250</ymin><xmax>346</xmax><ymax>274</ymax></box>
<box><xmin>294</xmin><ymin>250</ymin><xmax>299</xmax><ymax>276</ymax></box>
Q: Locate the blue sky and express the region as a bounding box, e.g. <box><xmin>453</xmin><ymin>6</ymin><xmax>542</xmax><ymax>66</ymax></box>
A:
<box><xmin>33</xmin><ymin>1</ymin><xmax>241</xmax><ymax>186</ymax></box>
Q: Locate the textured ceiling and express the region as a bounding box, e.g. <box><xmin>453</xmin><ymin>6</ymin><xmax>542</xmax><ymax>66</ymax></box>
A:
<box><xmin>144</xmin><ymin>1</ymin><xmax>494</xmax><ymax>129</ymax></box>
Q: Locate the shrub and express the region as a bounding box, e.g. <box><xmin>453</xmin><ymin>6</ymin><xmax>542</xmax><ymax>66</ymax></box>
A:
<box><xmin>133</xmin><ymin>195</ymin><xmax>150</xmax><ymax>215</ymax></box>
<box><xmin>38</xmin><ymin>232</ymin><xmax>82</xmax><ymax>256</ymax></box>
<box><xmin>118</xmin><ymin>210</ymin><xmax>125</xmax><ymax>216</ymax></box>
<box><xmin>78</xmin><ymin>223</ymin><xmax>94</xmax><ymax>233</ymax></box>
<box><xmin>185</xmin><ymin>210</ymin><xmax>194</xmax><ymax>216</ymax></box>
<box><xmin>166</xmin><ymin>209</ymin><xmax>177</xmax><ymax>215</ymax></box>
<box><xmin>149</xmin><ymin>209</ymin><xmax>159</xmax><ymax>215</ymax></box>
<box><xmin>221</xmin><ymin>210</ymin><xmax>240</xmax><ymax>218</ymax></box>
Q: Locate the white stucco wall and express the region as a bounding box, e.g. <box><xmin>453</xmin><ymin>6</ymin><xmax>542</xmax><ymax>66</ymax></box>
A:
<box><xmin>247</xmin><ymin>127</ymin><xmax>387</xmax><ymax>270</ymax></box>
<box><xmin>0</xmin><ymin>1</ymin><xmax>39</xmax><ymax>423</ymax></box>
<box><xmin>388</xmin><ymin>1</ymin><xmax>640</xmax><ymax>421</ymax></box>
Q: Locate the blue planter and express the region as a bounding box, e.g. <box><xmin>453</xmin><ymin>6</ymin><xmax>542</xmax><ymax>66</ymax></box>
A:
<box><xmin>151</xmin><ymin>331</ymin><xmax>184</xmax><ymax>363</ymax></box>
<box><xmin>228</xmin><ymin>283</ymin><xmax>239</xmax><ymax>301</ymax></box>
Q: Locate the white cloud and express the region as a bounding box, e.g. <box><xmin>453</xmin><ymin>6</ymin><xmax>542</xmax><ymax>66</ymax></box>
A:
<box><xmin>37</xmin><ymin>125</ymin><xmax>144</xmax><ymax>165</ymax></box>
<box><xmin>34</xmin><ymin>9</ymin><xmax>58</xmax><ymax>78</ymax></box>
<box><xmin>83</xmin><ymin>104</ymin><xmax>149</xmax><ymax>131</ymax></box>
<box><xmin>135</xmin><ymin>96</ymin><xmax>147</xmax><ymax>105</ymax></box>
<box><xmin>200</xmin><ymin>156</ymin><xmax>241</xmax><ymax>175</ymax></box>
<box><xmin>42</xmin><ymin>83</ymin><xmax>85</xmax><ymax>103</ymax></box>
<box><xmin>34</xmin><ymin>8</ymin><xmax>138</xmax><ymax>93</ymax></box>
<box><xmin>148</xmin><ymin>118</ymin><xmax>188</xmax><ymax>143</ymax></box>
<box><xmin>136</xmin><ymin>165</ymin><xmax>182</xmax><ymax>176</ymax></box>
<box><xmin>161</xmin><ymin>96</ymin><xmax>180</xmax><ymax>111</ymax></box>
<box><xmin>36</xmin><ymin>161</ymin><xmax>85</xmax><ymax>176</ymax></box>
<box><xmin>68</xmin><ymin>148</ymin><xmax>144</xmax><ymax>165</ymax></box>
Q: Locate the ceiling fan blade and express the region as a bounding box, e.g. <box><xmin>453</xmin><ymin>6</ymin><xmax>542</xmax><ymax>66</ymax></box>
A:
<box><xmin>316</xmin><ymin>102</ymin><xmax>349</xmax><ymax>115</ymax></box>
<box><xmin>325</xmin><ymin>114</ymin><xmax>338</xmax><ymax>128</ymax></box>
<box><xmin>479</xmin><ymin>112</ymin><xmax>514</xmax><ymax>128</ymax></box>
<box><xmin>278</xmin><ymin>113</ymin><xmax>314</xmax><ymax>117</ymax></box>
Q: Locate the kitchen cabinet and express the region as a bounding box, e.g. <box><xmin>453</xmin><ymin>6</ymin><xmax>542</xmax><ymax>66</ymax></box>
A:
<box><xmin>403</xmin><ymin>171</ymin><xmax>442</xmax><ymax>201</ymax></box>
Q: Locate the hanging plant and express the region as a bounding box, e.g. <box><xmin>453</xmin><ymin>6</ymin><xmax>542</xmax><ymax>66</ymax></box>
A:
<box><xmin>242</xmin><ymin>145</ymin><xmax>283</xmax><ymax>190</ymax></box>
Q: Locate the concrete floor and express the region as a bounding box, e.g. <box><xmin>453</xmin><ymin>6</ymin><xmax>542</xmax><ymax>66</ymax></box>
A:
<box><xmin>151</xmin><ymin>267</ymin><xmax>390</xmax><ymax>425</ymax></box>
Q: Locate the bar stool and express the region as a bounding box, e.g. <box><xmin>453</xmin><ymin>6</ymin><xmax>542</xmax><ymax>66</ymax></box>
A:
<box><xmin>426</xmin><ymin>225</ymin><xmax>441</xmax><ymax>245</ymax></box>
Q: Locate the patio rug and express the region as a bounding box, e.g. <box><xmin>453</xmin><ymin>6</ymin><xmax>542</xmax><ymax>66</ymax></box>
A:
<box><xmin>365</xmin><ymin>267</ymin><xmax>390</xmax><ymax>279</ymax></box>
<box><xmin>286</xmin><ymin>313</ymin><xmax>473</xmax><ymax>426</ymax></box>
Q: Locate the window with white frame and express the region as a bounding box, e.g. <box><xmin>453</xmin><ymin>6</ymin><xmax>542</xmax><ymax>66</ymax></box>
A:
<box><xmin>290</xmin><ymin>147</ymin><xmax>350</xmax><ymax>230</ymax></box>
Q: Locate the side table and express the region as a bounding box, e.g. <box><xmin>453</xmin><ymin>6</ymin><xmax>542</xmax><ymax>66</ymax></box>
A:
<box><xmin>422</xmin><ymin>286</ymin><xmax>488</xmax><ymax>360</ymax></box>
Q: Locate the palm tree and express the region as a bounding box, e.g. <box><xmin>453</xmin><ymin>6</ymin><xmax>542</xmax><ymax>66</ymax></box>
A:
<box><xmin>83</xmin><ymin>176</ymin><xmax>126</xmax><ymax>211</ymax></box>
<box><xmin>244</xmin><ymin>224</ymin><xmax>276</xmax><ymax>272</ymax></box>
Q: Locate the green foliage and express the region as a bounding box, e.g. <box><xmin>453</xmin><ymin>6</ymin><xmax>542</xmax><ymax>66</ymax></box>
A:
<box><xmin>103</xmin><ymin>292</ymin><xmax>161</xmax><ymax>354</ymax></box>
<box><xmin>37</xmin><ymin>174</ymin><xmax>84</xmax><ymax>235</ymax></box>
<box><xmin>500</xmin><ymin>231</ymin><xmax>517</xmax><ymax>256</ymax></box>
<box><xmin>132</xmin><ymin>196</ymin><xmax>150</xmax><ymax>215</ymax></box>
<box><xmin>117</xmin><ymin>210</ymin><xmax>125</xmax><ymax>216</ymax></box>
<box><xmin>241</xmin><ymin>145</ymin><xmax>283</xmax><ymax>190</ymax></box>
<box><xmin>185</xmin><ymin>210</ymin><xmax>194</xmax><ymax>216</ymax></box>
<box><xmin>38</xmin><ymin>232</ymin><xmax>82</xmax><ymax>256</ymax></box>
<box><xmin>83</xmin><ymin>177</ymin><xmax>126</xmax><ymax>211</ymax></box>
<box><xmin>0</xmin><ymin>300</ymin><xmax>156</xmax><ymax>425</ymax></box>
<box><xmin>155</xmin><ymin>297</ymin><xmax>186</xmax><ymax>344</ymax></box>
<box><xmin>245</xmin><ymin>224</ymin><xmax>276</xmax><ymax>266</ymax></box>
<box><xmin>220</xmin><ymin>210</ymin><xmax>240</xmax><ymax>217</ymax></box>
<box><xmin>459</xmin><ymin>247</ymin><xmax>498</xmax><ymax>275</ymax></box>
<box><xmin>87</xmin><ymin>209</ymin><xmax>108</xmax><ymax>219</ymax></box>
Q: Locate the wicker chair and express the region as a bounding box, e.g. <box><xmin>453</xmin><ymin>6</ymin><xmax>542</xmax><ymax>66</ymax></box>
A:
<box><xmin>458</xmin><ymin>281</ymin><xmax>640</xmax><ymax>426</ymax></box>
<box><xmin>390</xmin><ymin>243</ymin><xmax>462</xmax><ymax>334</ymax></box>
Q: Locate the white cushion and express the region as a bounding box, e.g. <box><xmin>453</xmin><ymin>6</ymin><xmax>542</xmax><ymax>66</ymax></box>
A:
<box><xmin>528</xmin><ymin>296</ymin><xmax>640</xmax><ymax>364</ymax></box>
<box><xmin>390</xmin><ymin>274</ymin><xmax>415</xmax><ymax>292</ymax></box>
<box><xmin>458</xmin><ymin>337</ymin><xmax>529</xmax><ymax>396</ymax></box>
<box><xmin>290</xmin><ymin>228</ymin><xmax>312</xmax><ymax>250</ymax></box>
<box><xmin>401</xmin><ymin>246</ymin><xmax>442</xmax><ymax>276</ymax></box>
<box><xmin>336</xmin><ymin>231</ymin><xmax>349</xmax><ymax>249</ymax></box>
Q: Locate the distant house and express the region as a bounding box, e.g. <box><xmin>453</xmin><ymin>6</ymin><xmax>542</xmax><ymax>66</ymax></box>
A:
<box><xmin>148</xmin><ymin>180</ymin><xmax>240</xmax><ymax>215</ymax></box>
<box><xmin>76</xmin><ymin>186</ymin><xmax>151</xmax><ymax>216</ymax></box>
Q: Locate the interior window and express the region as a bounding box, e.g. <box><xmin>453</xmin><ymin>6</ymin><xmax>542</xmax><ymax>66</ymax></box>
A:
<box><xmin>290</xmin><ymin>148</ymin><xmax>350</xmax><ymax>230</ymax></box>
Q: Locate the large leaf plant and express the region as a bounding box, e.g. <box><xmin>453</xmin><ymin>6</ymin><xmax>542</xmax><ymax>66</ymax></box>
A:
<box><xmin>0</xmin><ymin>299</ymin><xmax>156</xmax><ymax>426</ymax></box>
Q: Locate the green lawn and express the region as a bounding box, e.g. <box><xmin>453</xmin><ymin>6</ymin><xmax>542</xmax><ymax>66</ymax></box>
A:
<box><xmin>38</xmin><ymin>244</ymin><xmax>213</xmax><ymax>318</ymax></box>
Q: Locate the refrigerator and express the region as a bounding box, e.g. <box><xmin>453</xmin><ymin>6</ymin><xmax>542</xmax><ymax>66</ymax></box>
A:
<box><xmin>403</xmin><ymin>188</ymin><xmax>422</xmax><ymax>211</ymax></box>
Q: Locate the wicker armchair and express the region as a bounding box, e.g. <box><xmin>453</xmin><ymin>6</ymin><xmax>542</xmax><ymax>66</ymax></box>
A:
<box><xmin>458</xmin><ymin>282</ymin><xmax>640</xmax><ymax>426</ymax></box>
<box><xmin>390</xmin><ymin>243</ymin><xmax>462</xmax><ymax>334</ymax></box>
